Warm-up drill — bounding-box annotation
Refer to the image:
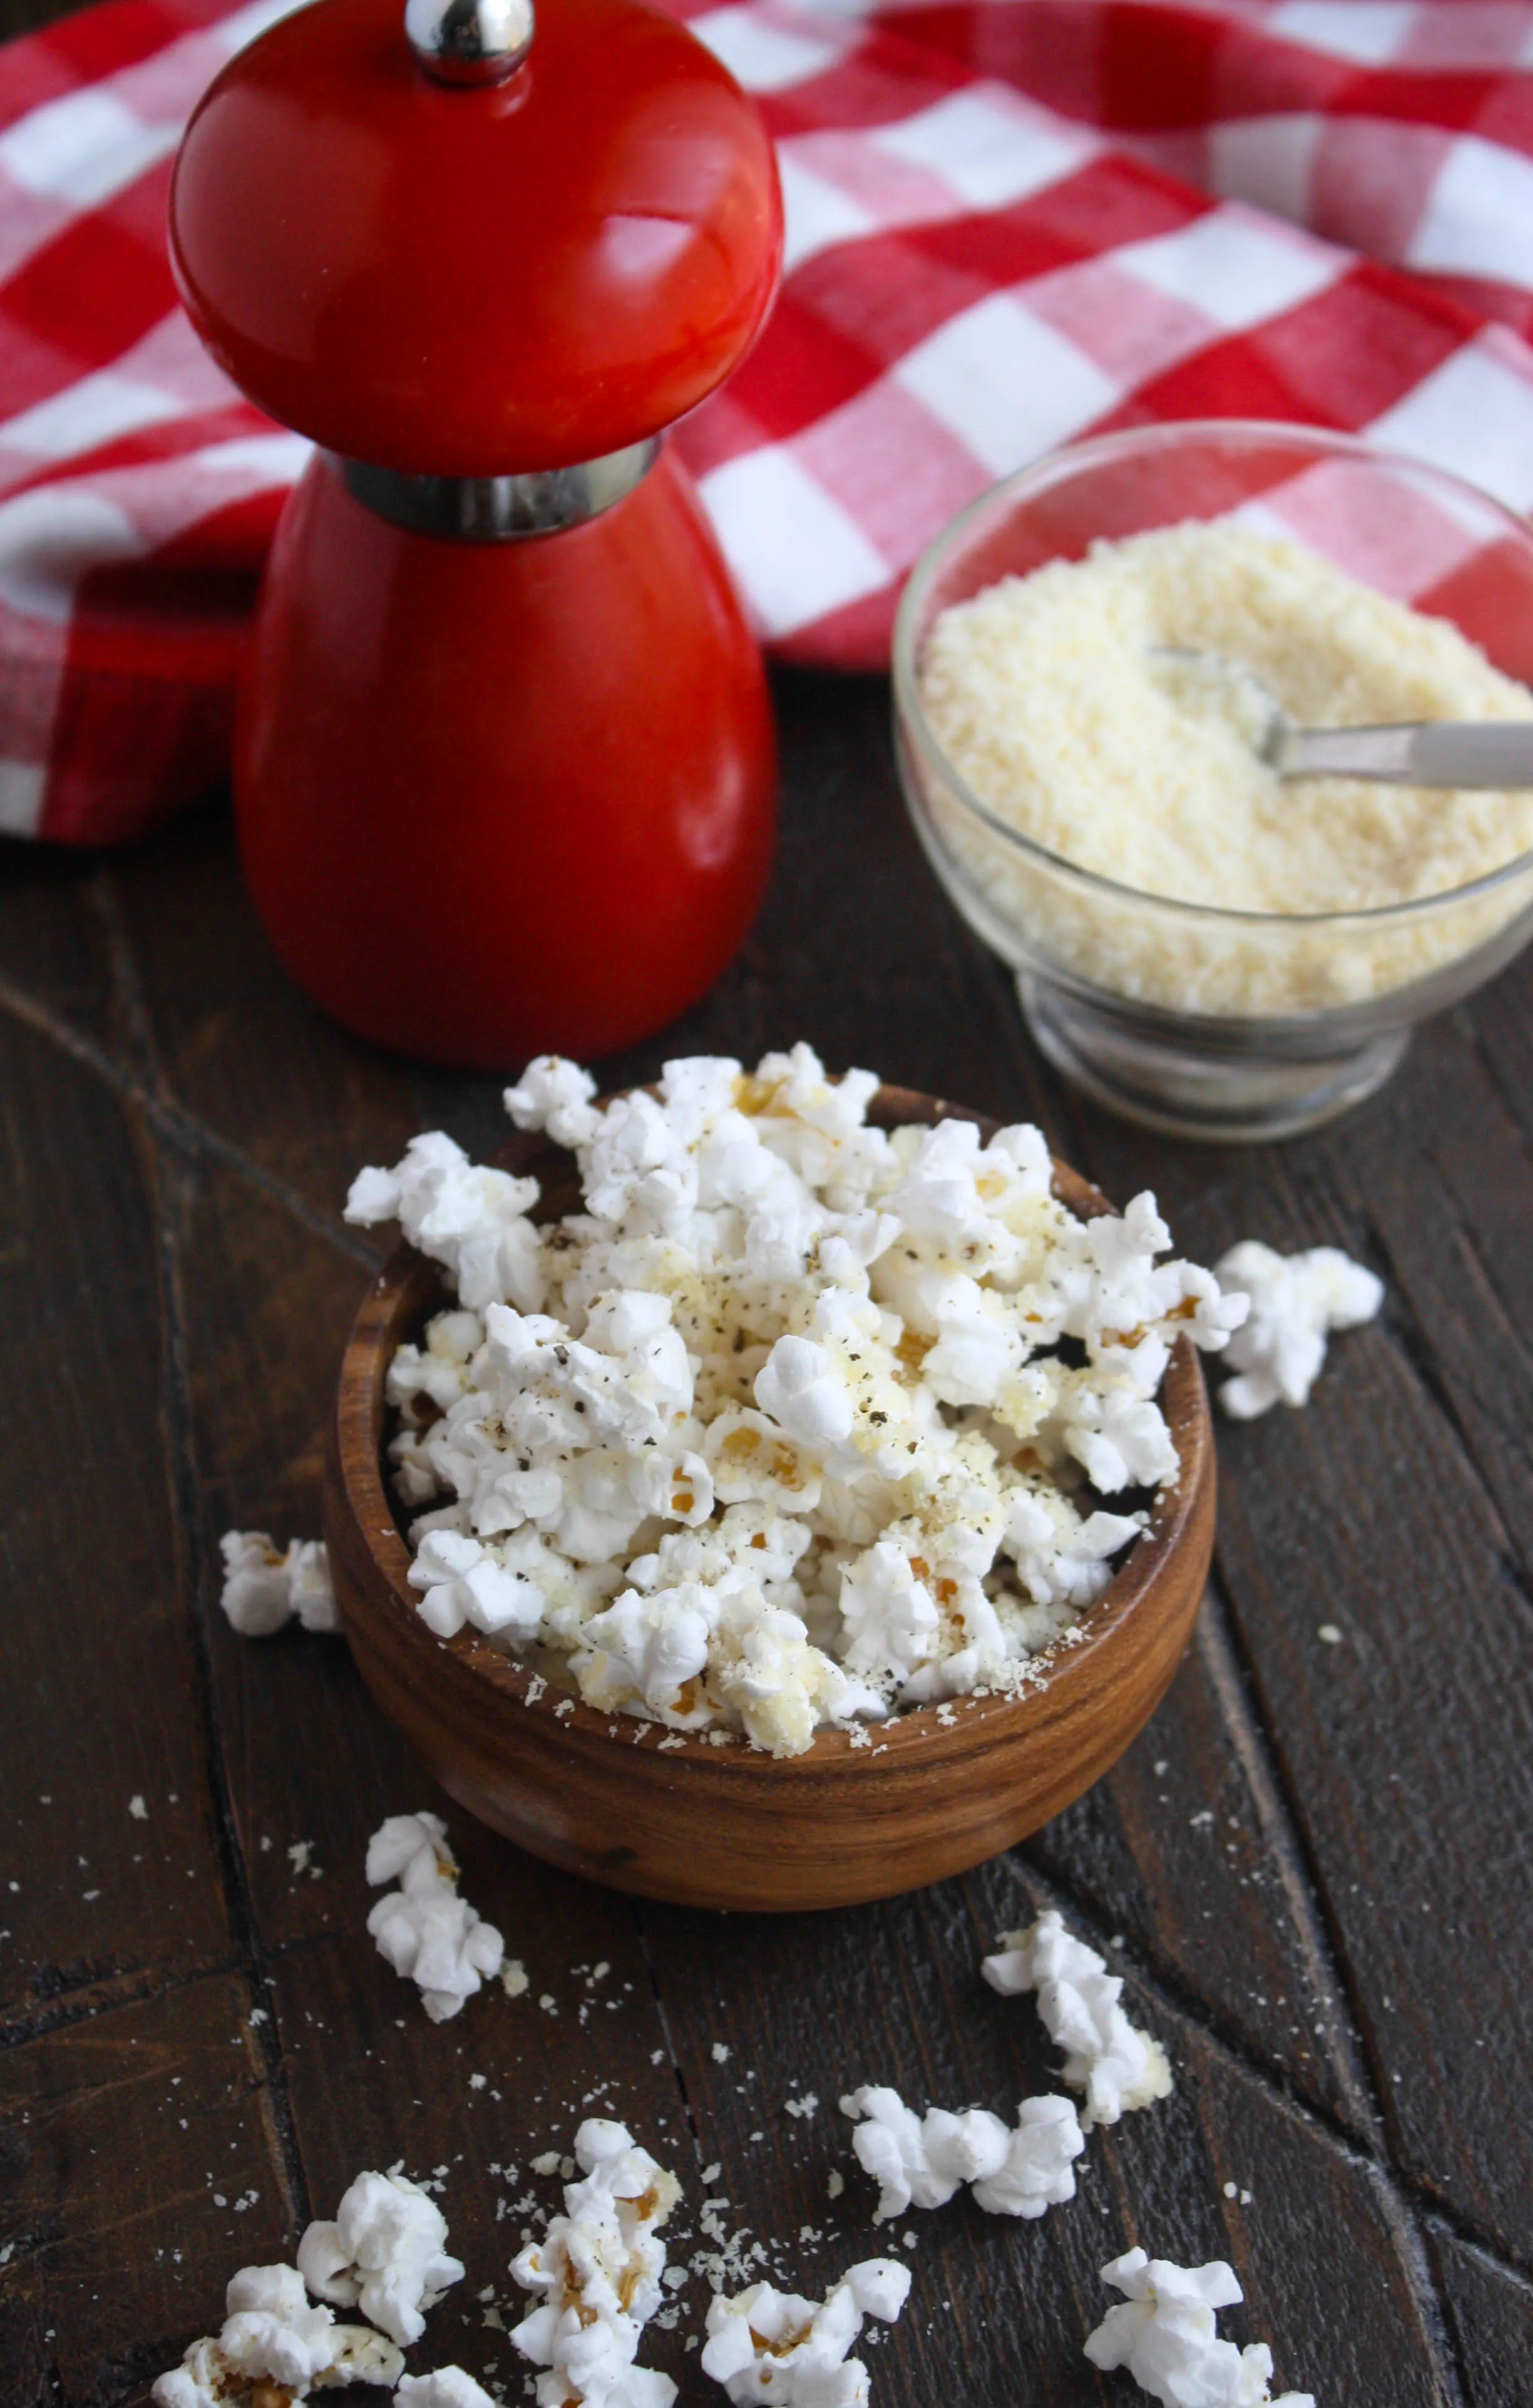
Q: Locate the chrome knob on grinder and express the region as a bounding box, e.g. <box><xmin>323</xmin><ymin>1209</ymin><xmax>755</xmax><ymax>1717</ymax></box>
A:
<box><xmin>404</xmin><ymin>0</ymin><xmax>533</xmax><ymax>84</ymax></box>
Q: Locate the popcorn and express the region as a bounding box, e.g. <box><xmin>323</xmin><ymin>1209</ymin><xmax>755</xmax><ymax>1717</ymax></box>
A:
<box><xmin>700</xmin><ymin>2258</ymin><xmax>911</xmax><ymax>2405</ymax></box>
<box><xmin>299</xmin><ymin>2168</ymin><xmax>465</xmax><ymax>2347</ymax></box>
<box><xmin>1056</xmin><ymin>1376</ymin><xmax>1182</xmax><ymax>1495</ymax></box>
<box><xmin>356</xmin><ymin>1048</ymin><xmax>1241</xmax><ymax>1753</ymax></box>
<box><xmin>841</xmin><ymin>2087</ymin><xmax>988</xmax><ymax>2219</ymax></box>
<box><xmin>982</xmin><ymin>1910</ymin><xmax>1173</xmax><ymax>2127</ymax></box>
<box><xmin>220</xmin><ymin>2265</ymin><xmax>342</xmax><ymax>2387</ymax></box>
<box><xmin>346</xmin><ymin>1132</ymin><xmax>543</xmax><ymax>1314</ymax></box>
<box><xmin>838</xmin><ymin>1545</ymin><xmax>939</xmax><ymax>1683</ymax></box>
<box><xmin>840</xmin><ymin>2086</ymin><xmax>1082</xmax><ymax>2222</ymax></box>
<box><xmin>969</xmin><ymin>2095</ymin><xmax>1087</xmax><ymax>2218</ymax></box>
<box><xmin>409</xmin><ymin>1529</ymin><xmax>545</xmax><ymax>1641</ymax></box>
<box><xmin>510</xmin><ymin>2119</ymin><xmax>680</xmax><ymax>2407</ymax></box>
<box><xmin>397</xmin><ymin>2376</ymin><xmax>498</xmax><ymax>2408</ymax></box>
<box><xmin>151</xmin><ymin>2262</ymin><xmax>402</xmax><ymax>2406</ymax></box>
<box><xmin>1084</xmin><ymin>2249</ymin><xmax>1316</xmax><ymax>2407</ymax></box>
<box><xmin>754</xmin><ymin>1335</ymin><xmax>854</xmax><ymax>1448</ymax></box>
<box><xmin>364</xmin><ymin>1813</ymin><xmax>504</xmax><ymax>2022</ymax></box>
<box><xmin>504</xmin><ymin>1054</ymin><xmax>601</xmax><ymax>1150</ymax></box>
<box><xmin>1214</xmin><ymin>1242</ymin><xmax>1383</xmax><ymax>1420</ymax></box>
<box><xmin>219</xmin><ymin>1532</ymin><xmax>338</xmax><ymax>1637</ymax></box>
<box><xmin>572</xmin><ymin>1584</ymin><xmax>715</xmax><ymax>1725</ymax></box>
<box><xmin>1003</xmin><ymin>1489</ymin><xmax>1144</xmax><ymax>1611</ymax></box>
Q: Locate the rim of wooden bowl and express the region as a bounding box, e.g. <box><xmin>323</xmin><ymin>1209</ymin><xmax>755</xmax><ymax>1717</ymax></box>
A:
<box><xmin>332</xmin><ymin>1084</ymin><xmax>1213</xmax><ymax>1776</ymax></box>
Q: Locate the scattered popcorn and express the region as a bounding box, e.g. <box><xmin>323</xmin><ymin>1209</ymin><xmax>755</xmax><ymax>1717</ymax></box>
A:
<box><xmin>970</xmin><ymin>2096</ymin><xmax>1087</xmax><ymax>2219</ymax></box>
<box><xmin>129</xmin><ymin>1794</ymin><xmax>148</xmax><ymax>1820</ymax></box>
<box><xmin>349</xmin><ymin>1049</ymin><xmax>1242</xmax><ymax>1755</ymax></box>
<box><xmin>346</xmin><ymin>1132</ymin><xmax>543</xmax><ymax>1314</ymax></box>
<box><xmin>1214</xmin><ymin>1242</ymin><xmax>1382</xmax><ymax>1420</ymax></box>
<box><xmin>299</xmin><ymin>2168</ymin><xmax>465</xmax><ymax>2347</ymax></box>
<box><xmin>1084</xmin><ymin>2249</ymin><xmax>1316</xmax><ymax>2407</ymax></box>
<box><xmin>151</xmin><ymin>2262</ymin><xmax>402</xmax><ymax>2406</ymax></box>
<box><xmin>982</xmin><ymin>1910</ymin><xmax>1172</xmax><ymax>2127</ymax></box>
<box><xmin>700</xmin><ymin>2258</ymin><xmax>911</xmax><ymax>2404</ymax></box>
<box><xmin>397</xmin><ymin>2371</ymin><xmax>497</xmax><ymax>2408</ymax></box>
<box><xmin>510</xmin><ymin>2118</ymin><xmax>681</xmax><ymax>2406</ymax></box>
<box><xmin>364</xmin><ymin>1814</ymin><xmax>504</xmax><ymax>2022</ymax></box>
<box><xmin>219</xmin><ymin>1532</ymin><xmax>339</xmax><ymax>1637</ymax></box>
<box><xmin>841</xmin><ymin>2086</ymin><xmax>1083</xmax><ymax>2222</ymax></box>
<box><xmin>502</xmin><ymin>1959</ymin><xmax>530</xmax><ymax>1997</ymax></box>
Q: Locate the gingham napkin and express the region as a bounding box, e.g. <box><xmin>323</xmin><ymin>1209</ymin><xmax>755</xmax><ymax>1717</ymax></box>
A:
<box><xmin>7</xmin><ymin>0</ymin><xmax>1533</xmax><ymax>845</ymax></box>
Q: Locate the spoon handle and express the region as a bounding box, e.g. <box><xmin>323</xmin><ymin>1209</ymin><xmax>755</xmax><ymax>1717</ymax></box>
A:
<box><xmin>1280</xmin><ymin>720</ymin><xmax>1533</xmax><ymax>787</ymax></box>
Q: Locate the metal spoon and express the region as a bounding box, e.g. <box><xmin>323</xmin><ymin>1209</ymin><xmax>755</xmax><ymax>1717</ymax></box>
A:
<box><xmin>1151</xmin><ymin>647</ymin><xmax>1533</xmax><ymax>786</ymax></box>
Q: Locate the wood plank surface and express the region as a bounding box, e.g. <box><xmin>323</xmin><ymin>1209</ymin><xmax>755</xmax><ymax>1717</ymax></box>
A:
<box><xmin>5</xmin><ymin>654</ymin><xmax>1530</xmax><ymax>2408</ymax></box>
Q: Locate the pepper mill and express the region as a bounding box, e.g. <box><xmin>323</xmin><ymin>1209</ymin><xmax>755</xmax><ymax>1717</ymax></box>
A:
<box><xmin>170</xmin><ymin>0</ymin><xmax>782</xmax><ymax>1066</ymax></box>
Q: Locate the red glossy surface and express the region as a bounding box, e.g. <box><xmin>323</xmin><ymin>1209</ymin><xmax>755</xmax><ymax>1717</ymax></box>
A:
<box><xmin>170</xmin><ymin>0</ymin><xmax>782</xmax><ymax>473</ymax></box>
<box><xmin>235</xmin><ymin>448</ymin><xmax>777</xmax><ymax>1064</ymax></box>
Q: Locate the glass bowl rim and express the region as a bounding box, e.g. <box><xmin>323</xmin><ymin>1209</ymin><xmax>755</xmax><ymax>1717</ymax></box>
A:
<box><xmin>892</xmin><ymin>416</ymin><xmax>1533</xmax><ymax>934</ymax></box>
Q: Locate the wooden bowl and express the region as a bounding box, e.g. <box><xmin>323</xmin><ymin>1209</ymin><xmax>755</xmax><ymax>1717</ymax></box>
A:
<box><xmin>325</xmin><ymin>1087</ymin><xmax>1214</xmax><ymax>1912</ymax></box>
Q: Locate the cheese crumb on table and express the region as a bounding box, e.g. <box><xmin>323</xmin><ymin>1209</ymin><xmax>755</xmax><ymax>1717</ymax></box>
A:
<box><xmin>364</xmin><ymin>1812</ymin><xmax>504</xmax><ymax>2022</ymax></box>
<box><xmin>1214</xmin><ymin>1242</ymin><xmax>1383</xmax><ymax>1420</ymax></box>
<box><xmin>510</xmin><ymin>2118</ymin><xmax>681</xmax><ymax>2406</ymax></box>
<box><xmin>1084</xmin><ymin>2248</ymin><xmax>1316</xmax><ymax>2407</ymax></box>
<box><xmin>982</xmin><ymin>1910</ymin><xmax>1172</xmax><ymax>2127</ymax></box>
<box><xmin>841</xmin><ymin>2085</ymin><xmax>1083</xmax><ymax>2222</ymax></box>
<box><xmin>297</xmin><ymin>2167</ymin><xmax>464</xmax><ymax>2347</ymax></box>
<box><xmin>700</xmin><ymin>2258</ymin><xmax>911</xmax><ymax>2404</ymax></box>
<box><xmin>219</xmin><ymin>1532</ymin><xmax>338</xmax><ymax>1636</ymax></box>
<box><xmin>347</xmin><ymin>1046</ymin><xmax>1244</xmax><ymax>1756</ymax></box>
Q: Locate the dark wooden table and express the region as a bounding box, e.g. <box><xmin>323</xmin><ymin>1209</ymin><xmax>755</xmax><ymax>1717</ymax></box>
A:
<box><xmin>4</xmin><ymin>659</ymin><xmax>1533</xmax><ymax>2408</ymax></box>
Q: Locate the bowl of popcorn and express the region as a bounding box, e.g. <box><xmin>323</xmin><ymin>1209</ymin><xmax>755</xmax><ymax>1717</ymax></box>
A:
<box><xmin>325</xmin><ymin>1048</ymin><xmax>1237</xmax><ymax>1912</ymax></box>
<box><xmin>894</xmin><ymin>419</ymin><xmax>1533</xmax><ymax>1141</ymax></box>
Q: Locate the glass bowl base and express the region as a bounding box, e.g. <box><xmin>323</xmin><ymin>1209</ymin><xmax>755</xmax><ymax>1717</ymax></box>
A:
<box><xmin>1019</xmin><ymin>974</ymin><xmax>1411</xmax><ymax>1142</ymax></box>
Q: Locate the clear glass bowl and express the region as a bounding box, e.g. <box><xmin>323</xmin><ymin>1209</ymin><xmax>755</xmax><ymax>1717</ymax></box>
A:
<box><xmin>892</xmin><ymin>420</ymin><xmax>1533</xmax><ymax>1141</ymax></box>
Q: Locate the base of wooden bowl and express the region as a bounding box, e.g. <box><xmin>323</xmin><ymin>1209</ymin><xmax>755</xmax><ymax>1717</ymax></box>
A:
<box><xmin>325</xmin><ymin>1088</ymin><xmax>1215</xmax><ymax>1914</ymax></box>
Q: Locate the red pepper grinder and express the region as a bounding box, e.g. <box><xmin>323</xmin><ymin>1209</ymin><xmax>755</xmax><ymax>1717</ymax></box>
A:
<box><xmin>170</xmin><ymin>0</ymin><xmax>782</xmax><ymax>1066</ymax></box>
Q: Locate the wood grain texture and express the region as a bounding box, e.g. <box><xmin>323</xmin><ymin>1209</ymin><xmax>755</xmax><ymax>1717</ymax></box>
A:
<box><xmin>1074</xmin><ymin>1017</ymin><xmax>1533</xmax><ymax>2265</ymax></box>
<box><xmin>1428</xmin><ymin>2226</ymin><xmax>1533</xmax><ymax>2408</ymax></box>
<box><xmin>1</xmin><ymin>656</ymin><xmax>1529</xmax><ymax>2402</ymax></box>
<box><xmin>327</xmin><ymin>1093</ymin><xmax>1216</xmax><ymax>1912</ymax></box>
<box><xmin>0</xmin><ymin>1008</ymin><xmax>233</xmax><ymax>2020</ymax></box>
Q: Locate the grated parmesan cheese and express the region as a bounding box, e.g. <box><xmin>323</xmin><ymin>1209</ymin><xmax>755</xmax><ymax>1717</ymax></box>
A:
<box><xmin>915</xmin><ymin>519</ymin><xmax>1533</xmax><ymax>1016</ymax></box>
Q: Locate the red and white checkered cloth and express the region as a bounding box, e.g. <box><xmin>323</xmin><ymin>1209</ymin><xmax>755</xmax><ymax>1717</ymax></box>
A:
<box><xmin>8</xmin><ymin>0</ymin><xmax>1533</xmax><ymax>843</ymax></box>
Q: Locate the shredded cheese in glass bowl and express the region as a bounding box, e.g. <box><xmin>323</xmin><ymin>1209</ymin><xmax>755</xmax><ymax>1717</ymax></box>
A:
<box><xmin>895</xmin><ymin>420</ymin><xmax>1533</xmax><ymax>1140</ymax></box>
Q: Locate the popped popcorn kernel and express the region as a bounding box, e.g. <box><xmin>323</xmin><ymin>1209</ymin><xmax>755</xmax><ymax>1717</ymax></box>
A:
<box><xmin>700</xmin><ymin>2258</ymin><xmax>910</xmax><ymax>2404</ymax></box>
<box><xmin>841</xmin><ymin>2086</ymin><xmax>1083</xmax><ymax>2222</ymax></box>
<box><xmin>298</xmin><ymin>2167</ymin><xmax>464</xmax><ymax>2347</ymax></box>
<box><xmin>364</xmin><ymin>1812</ymin><xmax>504</xmax><ymax>2022</ymax></box>
<box><xmin>509</xmin><ymin>2118</ymin><xmax>679</xmax><ymax>2406</ymax></box>
<box><xmin>982</xmin><ymin>1910</ymin><xmax>1172</xmax><ymax>2127</ymax></box>
<box><xmin>219</xmin><ymin>1532</ymin><xmax>338</xmax><ymax>1637</ymax></box>
<box><xmin>1085</xmin><ymin>2248</ymin><xmax>1316</xmax><ymax>2407</ymax></box>
<box><xmin>1215</xmin><ymin>1241</ymin><xmax>1383</xmax><ymax>1420</ymax></box>
<box><xmin>397</xmin><ymin>2372</ymin><xmax>497</xmax><ymax>2408</ymax></box>
<box><xmin>151</xmin><ymin>2261</ymin><xmax>402</xmax><ymax>2406</ymax></box>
